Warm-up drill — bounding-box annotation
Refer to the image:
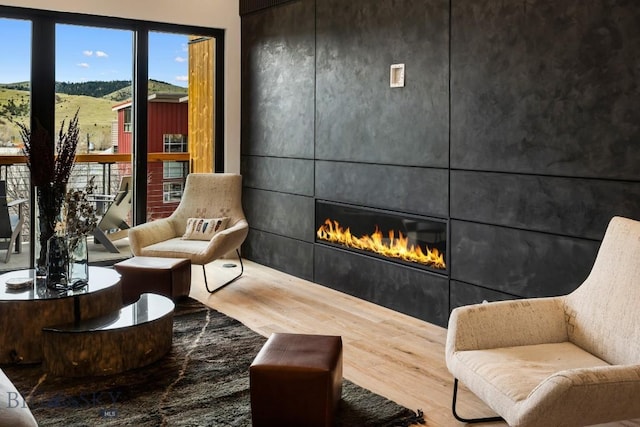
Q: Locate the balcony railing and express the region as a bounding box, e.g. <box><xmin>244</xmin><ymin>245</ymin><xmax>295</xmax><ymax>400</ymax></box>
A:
<box><xmin>0</xmin><ymin>153</ymin><xmax>189</xmax><ymax>270</ymax></box>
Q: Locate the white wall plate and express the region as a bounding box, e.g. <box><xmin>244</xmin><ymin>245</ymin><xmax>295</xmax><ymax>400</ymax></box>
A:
<box><xmin>390</xmin><ymin>63</ymin><xmax>405</xmax><ymax>88</ymax></box>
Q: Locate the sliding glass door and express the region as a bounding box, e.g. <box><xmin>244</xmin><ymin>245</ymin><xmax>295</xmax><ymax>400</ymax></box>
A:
<box><xmin>56</xmin><ymin>23</ymin><xmax>134</xmax><ymax>256</ymax></box>
<box><xmin>146</xmin><ymin>31</ymin><xmax>218</xmax><ymax>221</ymax></box>
<box><xmin>0</xmin><ymin>6</ymin><xmax>224</xmax><ymax>271</ymax></box>
<box><xmin>146</xmin><ymin>31</ymin><xmax>189</xmax><ymax>221</ymax></box>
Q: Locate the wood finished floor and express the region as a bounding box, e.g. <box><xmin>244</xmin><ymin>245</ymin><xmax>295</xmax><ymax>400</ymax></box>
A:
<box><xmin>190</xmin><ymin>259</ymin><xmax>639</xmax><ymax>427</ymax></box>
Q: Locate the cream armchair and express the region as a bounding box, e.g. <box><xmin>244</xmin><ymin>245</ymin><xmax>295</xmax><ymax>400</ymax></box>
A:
<box><xmin>446</xmin><ymin>216</ymin><xmax>640</xmax><ymax>427</ymax></box>
<box><xmin>128</xmin><ymin>173</ymin><xmax>249</xmax><ymax>293</ymax></box>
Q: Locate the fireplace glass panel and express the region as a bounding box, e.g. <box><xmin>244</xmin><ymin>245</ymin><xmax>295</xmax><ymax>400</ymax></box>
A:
<box><xmin>316</xmin><ymin>201</ymin><xmax>447</xmax><ymax>274</ymax></box>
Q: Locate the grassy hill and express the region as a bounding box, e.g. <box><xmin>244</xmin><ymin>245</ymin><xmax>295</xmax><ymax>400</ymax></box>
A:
<box><xmin>105</xmin><ymin>79</ymin><xmax>187</xmax><ymax>102</ymax></box>
<box><xmin>0</xmin><ymin>87</ymin><xmax>116</xmax><ymax>151</ymax></box>
<box><xmin>0</xmin><ymin>79</ymin><xmax>187</xmax><ymax>151</ymax></box>
<box><xmin>0</xmin><ymin>81</ymin><xmax>29</xmax><ymax>91</ymax></box>
<box><xmin>54</xmin><ymin>93</ymin><xmax>118</xmax><ymax>151</ymax></box>
<box><xmin>0</xmin><ymin>79</ymin><xmax>187</xmax><ymax>102</ymax></box>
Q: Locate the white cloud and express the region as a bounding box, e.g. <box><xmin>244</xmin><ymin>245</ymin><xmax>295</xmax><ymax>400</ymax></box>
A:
<box><xmin>95</xmin><ymin>51</ymin><xmax>108</xmax><ymax>58</ymax></box>
<box><xmin>176</xmin><ymin>75</ymin><xmax>188</xmax><ymax>83</ymax></box>
<box><xmin>175</xmin><ymin>56</ymin><xmax>187</xmax><ymax>63</ymax></box>
<box><xmin>77</xmin><ymin>62</ymin><xmax>90</xmax><ymax>68</ymax></box>
<box><xmin>82</xmin><ymin>50</ymin><xmax>93</xmax><ymax>57</ymax></box>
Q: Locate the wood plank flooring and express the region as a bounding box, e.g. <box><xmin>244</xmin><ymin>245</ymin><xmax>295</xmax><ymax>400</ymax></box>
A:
<box><xmin>190</xmin><ymin>259</ymin><xmax>638</xmax><ymax>427</ymax></box>
<box><xmin>188</xmin><ymin>259</ymin><xmax>497</xmax><ymax>426</ymax></box>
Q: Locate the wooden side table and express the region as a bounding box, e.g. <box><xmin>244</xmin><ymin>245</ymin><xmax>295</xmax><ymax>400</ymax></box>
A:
<box><xmin>0</xmin><ymin>267</ymin><xmax>122</xmax><ymax>364</ymax></box>
<box><xmin>42</xmin><ymin>293</ymin><xmax>174</xmax><ymax>377</ymax></box>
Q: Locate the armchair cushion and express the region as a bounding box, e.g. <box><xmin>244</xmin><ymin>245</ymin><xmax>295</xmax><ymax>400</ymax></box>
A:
<box><xmin>182</xmin><ymin>217</ymin><xmax>229</xmax><ymax>241</ymax></box>
<box><xmin>450</xmin><ymin>342</ymin><xmax>608</xmax><ymax>405</ymax></box>
<box><xmin>446</xmin><ymin>216</ymin><xmax>640</xmax><ymax>426</ymax></box>
<box><xmin>138</xmin><ymin>220</ymin><xmax>248</xmax><ymax>265</ymax></box>
<box><xmin>143</xmin><ymin>237</ymin><xmax>209</xmax><ymax>259</ymax></box>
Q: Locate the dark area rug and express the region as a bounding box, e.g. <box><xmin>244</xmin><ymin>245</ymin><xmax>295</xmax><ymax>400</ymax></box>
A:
<box><xmin>3</xmin><ymin>298</ymin><xmax>425</xmax><ymax>426</ymax></box>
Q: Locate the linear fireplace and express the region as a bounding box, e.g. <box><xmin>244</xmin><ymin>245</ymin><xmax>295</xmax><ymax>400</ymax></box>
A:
<box><xmin>315</xmin><ymin>201</ymin><xmax>447</xmax><ymax>274</ymax></box>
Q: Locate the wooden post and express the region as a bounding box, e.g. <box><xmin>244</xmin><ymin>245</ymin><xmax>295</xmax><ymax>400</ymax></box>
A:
<box><xmin>188</xmin><ymin>36</ymin><xmax>216</xmax><ymax>173</ymax></box>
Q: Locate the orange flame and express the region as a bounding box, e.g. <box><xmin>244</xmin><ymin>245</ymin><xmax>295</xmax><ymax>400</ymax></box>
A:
<box><xmin>316</xmin><ymin>218</ymin><xmax>446</xmax><ymax>269</ymax></box>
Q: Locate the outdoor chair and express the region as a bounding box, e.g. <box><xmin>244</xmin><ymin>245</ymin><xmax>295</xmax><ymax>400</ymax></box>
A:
<box><xmin>445</xmin><ymin>216</ymin><xmax>640</xmax><ymax>426</ymax></box>
<box><xmin>92</xmin><ymin>176</ymin><xmax>132</xmax><ymax>253</ymax></box>
<box><xmin>128</xmin><ymin>173</ymin><xmax>248</xmax><ymax>293</ymax></box>
<box><xmin>0</xmin><ymin>181</ymin><xmax>26</xmax><ymax>263</ymax></box>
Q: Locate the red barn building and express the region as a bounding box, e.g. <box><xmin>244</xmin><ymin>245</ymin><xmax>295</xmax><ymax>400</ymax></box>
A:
<box><xmin>113</xmin><ymin>93</ymin><xmax>189</xmax><ymax>220</ymax></box>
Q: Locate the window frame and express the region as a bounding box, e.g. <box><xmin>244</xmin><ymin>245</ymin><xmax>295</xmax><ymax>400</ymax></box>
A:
<box><xmin>123</xmin><ymin>108</ymin><xmax>132</xmax><ymax>133</ymax></box>
<box><xmin>163</xmin><ymin>134</ymin><xmax>188</xmax><ymax>153</ymax></box>
<box><xmin>163</xmin><ymin>161</ymin><xmax>187</xmax><ymax>180</ymax></box>
<box><xmin>163</xmin><ymin>181</ymin><xmax>184</xmax><ymax>203</ymax></box>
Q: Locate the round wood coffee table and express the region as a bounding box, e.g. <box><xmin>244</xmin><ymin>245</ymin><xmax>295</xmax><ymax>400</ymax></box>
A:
<box><xmin>0</xmin><ymin>267</ymin><xmax>122</xmax><ymax>364</ymax></box>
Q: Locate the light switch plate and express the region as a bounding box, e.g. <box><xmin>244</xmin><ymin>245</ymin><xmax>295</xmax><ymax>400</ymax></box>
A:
<box><xmin>390</xmin><ymin>63</ymin><xmax>405</xmax><ymax>88</ymax></box>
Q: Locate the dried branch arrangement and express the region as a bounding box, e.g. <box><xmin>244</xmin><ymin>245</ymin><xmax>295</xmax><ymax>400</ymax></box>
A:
<box><xmin>17</xmin><ymin>109</ymin><xmax>80</xmax><ymax>186</ymax></box>
<box><xmin>65</xmin><ymin>176</ymin><xmax>99</xmax><ymax>241</ymax></box>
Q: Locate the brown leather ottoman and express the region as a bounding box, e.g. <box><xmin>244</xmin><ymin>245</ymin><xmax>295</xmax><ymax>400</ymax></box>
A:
<box><xmin>250</xmin><ymin>333</ymin><xmax>343</xmax><ymax>427</ymax></box>
<box><xmin>114</xmin><ymin>257</ymin><xmax>191</xmax><ymax>304</ymax></box>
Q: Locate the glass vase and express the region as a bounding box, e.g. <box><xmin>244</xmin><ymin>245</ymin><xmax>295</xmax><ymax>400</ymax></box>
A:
<box><xmin>46</xmin><ymin>235</ymin><xmax>69</xmax><ymax>290</ymax></box>
<box><xmin>35</xmin><ymin>182</ymin><xmax>67</xmax><ymax>278</ymax></box>
<box><xmin>68</xmin><ymin>235</ymin><xmax>89</xmax><ymax>286</ymax></box>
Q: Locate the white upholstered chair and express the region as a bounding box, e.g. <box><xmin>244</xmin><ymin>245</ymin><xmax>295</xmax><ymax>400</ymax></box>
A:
<box><xmin>446</xmin><ymin>216</ymin><xmax>640</xmax><ymax>427</ymax></box>
<box><xmin>128</xmin><ymin>173</ymin><xmax>249</xmax><ymax>293</ymax></box>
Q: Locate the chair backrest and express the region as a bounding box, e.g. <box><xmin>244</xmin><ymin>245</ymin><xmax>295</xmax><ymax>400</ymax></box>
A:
<box><xmin>98</xmin><ymin>176</ymin><xmax>132</xmax><ymax>230</ymax></box>
<box><xmin>0</xmin><ymin>181</ymin><xmax>12</xmax><ymax>237</ymax></box>
<box><xmin>564</xmin><ymin>216</ymin><xmax>640</xmax><ymax>365</ymax></box>
<box><xmin>168</xmin><ymin>173</ymin><xmax>246</xmax><ymax>234</ymax></box>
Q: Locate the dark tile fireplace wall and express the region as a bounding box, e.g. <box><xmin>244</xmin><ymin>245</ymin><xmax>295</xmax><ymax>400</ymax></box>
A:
<box><xmin>239</xmin><ymin>0</ymin><xmax>640</xmax><ymax>327</ymax></box>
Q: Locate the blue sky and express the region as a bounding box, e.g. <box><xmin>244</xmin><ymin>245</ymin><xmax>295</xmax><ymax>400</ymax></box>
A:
<box><xmin>0</xmin><ymin>18</ymin><xmax>189</xmax><ymax>87</ymax></box>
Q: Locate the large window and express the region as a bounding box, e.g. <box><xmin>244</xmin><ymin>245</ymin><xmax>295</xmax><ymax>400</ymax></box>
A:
<box><xmin>163</xmin><ymin>134</ymin><xmax>187</xmax><ymax>152</ymax></box>
<box><xmin>163</xmin><ymin>182</ymin><xmax>183</xmax><ymax>203</ymax></box>
<box><xmin>148</xmin><ymin>31</ymin><xmax>189</xmax><ymax>218</ymax></box>
<box><xmin>55</xmin><ymin>23</ymin><xmax>133</xmax><ymax>200</ymax></box>
<box><xmin>0</xmin><ymin>6</ymin><xmax>225</xmax><ymax>269</ymax></box>
<box><xmin>163</xmin><ymin>162</ymin><xmax>186</xmax><ymax>180</ymax></box>
<box><xmin>123</xmin><ymin>108</ymin><xmax>132</xmax><ymax>132</ymax></box>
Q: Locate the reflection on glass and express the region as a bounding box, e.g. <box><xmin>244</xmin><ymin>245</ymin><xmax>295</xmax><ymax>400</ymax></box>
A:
<box><xmin>53</xmin><ymin>293</ymin><xmax>174</xmax><ymax>331</ymax></box>
<box><xmin>0</xmin><ymin>266</ymin><xmax>120</xmax><ymax>301</ymax></box>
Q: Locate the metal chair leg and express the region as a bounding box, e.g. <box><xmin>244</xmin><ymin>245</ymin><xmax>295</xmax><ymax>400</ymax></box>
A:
<box><xmin>452</xmin><ymin>378</ymin><xmax>504</xmax><ymax>424</ymax></box>
<box><xmin>204</xmin><ymin>249</ymin><xmax>244</xmax><ymax>293</ymax></box>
